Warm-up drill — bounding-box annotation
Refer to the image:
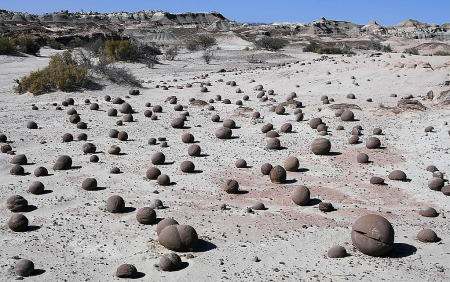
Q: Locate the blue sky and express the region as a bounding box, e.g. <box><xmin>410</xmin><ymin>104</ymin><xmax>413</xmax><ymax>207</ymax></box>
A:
<box><xmin>2</xmin><ymin>0</ymin><xmax>449</xmax><ymax>26</ymax></box>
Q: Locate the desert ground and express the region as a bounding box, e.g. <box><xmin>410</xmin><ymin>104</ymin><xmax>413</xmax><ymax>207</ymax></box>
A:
<box><xmin>1</xmin><ymin>39</ymin><xmax>450</xmax><ymax>282</ymax></box>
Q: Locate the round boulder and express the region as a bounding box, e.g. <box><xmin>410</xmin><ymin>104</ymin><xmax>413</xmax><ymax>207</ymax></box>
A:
<box><xmin>351</xmin><ymin>214</ymin><xmax>394</xmax><ymax>256</ymax></box>
<box><xmin>291</xmin><ymin>185</ymin><xmax>310</xmax><ymax>206</ymax></box>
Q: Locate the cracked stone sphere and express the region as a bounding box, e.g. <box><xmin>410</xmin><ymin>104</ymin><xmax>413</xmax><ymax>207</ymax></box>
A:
<box><xmin>417</xmin><ymin>229</ymin><xmax>439</xmax><ymax>243</ymax></box>
<box><xmin>116</xmin><ymin>264</ymin><xmax>137</xmax><ymax>278</ymax></box>
<box><xmin>156</xmin><ymin>218</ymin><xmax>179</xmax><ymax>236</ymax></box>
<box><xmin>34</xmin><ymin>167</ymin><xmax>48</xmax><ymax>177</ymax></box>
<box><xmin>388</xmin><ymin>170</ymin><xmax>407</xmax><ymax>181</ymax></box>
<box><xmin>340</xmin><ymin>110</ymin><xmax>355</xmax><ymax>121</ymax></box>
<box><xmin>106</xmin><ymin>195</ymin><xmax>125</xmax><ymax>213</ymax></box>
<box><xmin>267</xmin><ymin>138</ymin><xmax>281</xmax><ymax>150</ymax></box>
<box><xmin>270</xmin><ymin>165</ymin><xmax>287</xmax><ymax>184</ymax></box>
<box><xmin>14</xmin><ymin>259</ymin><xmax>34</xmax><ymax>277</ymax></box>
<box><xmin>82</xmin><ymin>178</ymin><xmax>97</xmax><ymax>191</ymax></box>
<box><xmin>8</xmin><ymin>214</ymin><xmax>28</xmax><ymax>232</ymax></box>
<box><xmin>291</xmin><ymin>185</ymin><xmax>310</xmax><ymax>206</ymax></box>
<box><xmin>136</xmin><ymin>207</ymin><xmax>157</xmax><ymax>224</ymax></box>
<box><xmin>284</xmin><ymin>156</ymin><xmax>299</xmax><ymax>172</ymax></box>
<box><xmin>428</xmin><ymin>177</ymin><xmax>444</xmax><ymax>191</ymax></box>
<box><xmin>351</xmin><ymin>214</ymin><xmax>394</xmax><ymax>256</ymax></box>
<box><xmin>328</xmin><ymin>245</ymin><xmax>347</xmax><ymax>258</ymax></box>
<box><xmin>157</xmin><ymin>174</ymin><xmax>171</xmax><ymax>186</ymax></box>
<box><xmin>224</xmin><ymin>179</ymin><xmax>239</xmax><ymax>194</ymax></box>
<box><xmin>235</xmin><ymin>159</ymin><xmax>247</xmax><ymax>168</ymax></box>
<box><xmin>159</xmin><ymin>225</ymin><xmax>198</xmax><ymax>252</ymax></box>
<box><xmin>357</xmin><ymin>153</ymin><xmax>369</xmax><ymax>163</ymax></box>
<box><xmin>311</xmin><ymin>138</ymin><xmax>331</xmax><ymax>155</ymax></box>
<box><xmin>215</xmin><ymin>127</ymin><xmax>232</xmax><ymax>139</ymax></box>
<box><xmin>366</xmin><ymin>137</ymin><xmax>381</xmax><ymax>149</ymax></box>
<box><xmin>261</xmin><ymin>163</ymin><xmax>273</xmax><ymax>175</ymax></box>
<box><xmin>151</xmin><ymin>152</ymin><xmax>165</xmax><ymax>165</ymax></box>
<box><xmin>159</xmin><ymin>253</ymin><xmax>182</xmax><ymax>271</ymax></box>
<box><xmin>11</xmin><ymin>154</ymin><xmax>27</xmax><ymax>165</ymax></box>
<box><xmin>419</xmin><ymin>207</ymin><xmax>438</xmax><ymax>217</ymax></box>
<box><xmin>180</xmin><ymin>161</ymin><xmax>195</xmax><ymax>173</ymax></box>
<box><xmin>7</xmin><ymin>195</ymin><xmax>28</xmax><ymax>211</ymax></box>
<box><xmin>29</xmin><ymin>181</ymin><xmax>45</xmax><ymax>195</ymax></box>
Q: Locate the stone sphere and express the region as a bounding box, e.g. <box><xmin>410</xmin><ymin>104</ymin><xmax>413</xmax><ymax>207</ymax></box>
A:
<box><xmin>119</xmin><ymin>102</ymin><xmax>133</xmax><ymax>114</ymax></box>
<box><xmin>426</xmin><ymin>165</ymin><xmax>438</xmax><ymax>172</ymax></box>
<box><xmin>150</xmin><ymin>199</ymin><xmax>165</xmax><ymax>210</ymax></box>
<box><xmin>153</xmin><ymin>105</ymin><xmax>162</xmax><ymax>113</ymax></box>
<box><xmin>180</xmin><ymin>161</ymin><xmax>195</xmax><ymax>173</ymax></box>
<box><xmin>151</xmin><ymin>152</ymin><xmax>165</xmax><ymax>165</ymax></box>
<box><xmin>90</xmin><ymin>103</ymin><xmax>99</xmax><ymax>110</ymax></box>
<box><xmin>370</xmin><ymin>176</ymin><xmax>384</xmax><ymax>185</ymax></box>
<box><xmin>223</xmin><ymin>119</ymin><xmax>236</xmax><ymax>129</ymax></box>
<box><xmin>252</xmin><ymin>202</ymin><xmax>266</xmax><ymax>210</ymax></box>
<box><xmin>428</xmin><ymin>177</ymin><xmax>444</xmax><ymax>191</ymax></box>
<box><xmin>11</xmin><ymin>154</ymin><xmax>27</xmax><ymax>165</ymax></box>
<box><xmin>116</xmin><ymin>264</ymin><xmax>137</xmax><ymax>278</ymax></box>
<box><xmin>112</xmin><ymin>97</ymin><xmax>124</xmax><ymax>104</ymax></box>
<box><xmin>373</xmin><ymin>128</ymin><xmax>382</xmax><ymax>135</ymax></box>
<box><xmin>224</xmin><ymin>179</ymin><xmax>239</xmax><ymax>194</ymax></box>
<box><xmin>266</xmin><ymin>131</ymin><xmax>279</xmax><ymax>138</ymax></box>
<box><xmin>261</xmin><ymin>163</ymin><xmax>273</xmax><ymax>175</ymax></box>
<box><xmin>65</xmin><ymin>98</ymin><xmax>75</xmax><ymax>105</ymax></box>
<box><xmin>281</xmin><ymin>123</ymin><xmax>293</xmax><ymax>133</ymax></box>
<box><xmin>319</xmin><ymin>202</ymin><xmax>334</xmax><ymax>212</ymax></box>
<box><xmin>442</xmin><ymin>185</ymin><xmax>450</xmax><ymax>196</ymax></box>
<box><xmin>291</xmin><ymin>185</ymin><xmax>310</xmax><ymax>206</ymax></box>
<box><xmin>174</xmin><ymin>104</ymin><xmax>183</xmax><ymax>111</ymax></box>
<box><xmin>235</xmin><ymin>159</ymin><xmax>247</xmax><ymax>168</ymax></box>
<box><xmin>29</xmin><ymin>181</ymin><xmax>45</xmax><ymax>194</ymax></box>
<box><xmin>335</xmin><ymin>109</ymin><xmax>345</xmax><ymax>117</ymax></box>
<box><xmin>328</xmin><ymin>245</ymin><xmax>347</xmax><ymax>258</ymax></box>
<box><xmin>76</xmin><ymin>122</ymin><xmax>87</xmax><ymax>129</ymax></box>
<box><xmin>182</xmin><ymin>133</ymin><xmax>195</xmax><ymax>143</ymax></box>
<box><xmin>0</xmin><ymin>133</ymin><xmax>6</xmax><ymax>143</ymax></box>
<box><xmin>117</xmin><ymin>131</ymin><xmax>128</xmax><ymax>141</ymax></box>
<box><xmin>159</xmin><ymin>253</ymin><xmax>182</xmax><ymax>271</ymax></box>
<box><xmin>261</xmin><ymin>123</ymin><xmax>273</xmax><ymax>133</ymax></box>
<box><xmin>10</xmin><ymin>165</ymin><xmax>25</xmax><ymax>175</ymax></box>
<box><xmin>7</xmin><ymin>195</ymin><xmax>28</xmax><ymax>211</ymax></box>
<box><xmin>340</xmin><ymin>110</ymin><xmax>354</xmax><ymax>121</ymax></box>
<box><xmin>14</xmin><ymin>259</ymin><xmax>34</xmax><ymax>277</ymax></box>
<box><xmin>366</xmin><ymin>137</ymin><xmax>381</xmax><ymax>149</ymax></box>
<box><xmin>357</xmin><ymin>153</ymin><xmax>369</xmax><ymax>163</ymax></box>
<box><xmin>311</xmin><ymin>138</ymin><xmax>331</xmax><ymax>155</ymax></box>
<box><xmin>223</xmin><ymin>99</ymin><xmax>231</xmax><ymax>104</ymax></box>
<box><xmin>53</xmin><ymin>155</ymin><xmax>72</xmax><ymax>170</ymax></box>
<box><xmin>156</xmin><ymin>218</ymin><xmax>179</xmax><ymax>236</ymax></box>
<box><xmin>347</xmin><ymin>93</ymin><xmax>356</xmax><ymax>99</ymax></box>
<box><xmin>419</xmin><ymin>207</ymin><xmax>438</xmax><ymax>217</ymax></box>
<box><xmin>122</xmin><ymin>114</ymin><xmax>133</xmax><ymax>122</ymax></box>
<box><xmin>108</xmin><ymin>129</ymin><xmax>119</xmax><ymax>138</ymax></box>
<box><xmin>284</xmin><ymin>156</ymin><xmax>299</xmax><ymax>172</ymax></box>
<box><xmin>275</xmin><ymin>105</ymin><xmax>285</xmax><ymax>115</ymax></box>
<box><xmin>67</xmin><ymin>108</ymin><xmax>77</xmax><ymax>115</ymax></box>
<box><xmin>267</xmin><ymin>138</ymin><xmax>281</xmax><ymax>150</ymax></box>
<box><xmin>317</xmin><ymin>124</ymin><xmax>328</xmax><ymax>132</ymax></box>
<box><xmin>62</xmin><ymin>133</ymin><xmax>73</xmax><ymax>142</ymax></box>
<box><xmin>90</xmin><ymin>155</ymin><xmax>99</xmax><ymax>163</ymax></box>
<box><xmin>108</xmin><ymin>145</ymin><xmax>121</xmax><ymax>155</ymax></box>
<box><xmin>159</xmin><ymin>225</ymin><xmax>198</xmax><ymax>252</ymax></box>
<box><xmin>69</xmin><ymin>114</ymin><xmax>80</xmax><ymax>124</ymax></box>
<box><xmin>157</xmin><ymin>174</ymin><xmax>171</xmax><ymax>186</ymax></box>
<box><xmin>417</xmin><ymin>229</ymin><xmax>439</xmax><ymax>243</ymax></box>
<box><xmin>252</xmin><ymin>112</ymin><xmax>260</xmax><ymax>118</ymax></box>
<box><xmin>34</xmin><ymin>166</ymin><xmax>48</xmax><ymax>177</ymax></box>
<box><xmin>106</xmin><ymin>195</ymin><xmax>125</xmax><ymax>213</ymax></box>
<box><xmin>215</xmin><ymin>127</ymin><xmax>232</xmax><ymax>139</ymax></box>
<box><xmin>82</xmin><ymin>143</ymin><xmax>96</xmax><ymax>154</ymax></box>
<box><xmin>171</xmin><ymin>118</ymin><xmax>185</xmax><ymax>129</ymax></box>
<box><xmin>105</xmin><ymin>95</ymin><xmax>111</xmax><ymax>101</ymax></box>
<box><xmin>136</xmin><ymin>207</ymin><xmax>157</xmax><ymax>224</ymax></box>
<box><xmin>110</xmin><ymin>167</ymin><xmax>121</xmax><ymax>174</ymax></box>
<box><xmin>146</xmin><ymin>167</ymin><xmax>161</xmax><ymax>180</ymax></box>
<box><xmin>200</xmin><ymin>86</ymin><xmax>208</xmax><ymax>92</ymax></box>
<box><xmin>77</xmin><ymin>133</ymin><xmax>88</xmax><ymax>141</ymax></box>
<box><xmin>188</xmin><ymin>145</ymin><xmax>201</xmax><ymax>157</ymax></box>
<box><xmin>309</xmin><ymin>118</ymin><xmax>322</xmax><ymax>129</ymax></box>
<box><xmin>82</xmin><ymin>178</ymin><xmax>97</xmax><ymax>191</ymax></box>
<box><xmin>388</xmin><ymin>170</ymin><xmax>407</xmax><ymax>181</ymax></box>
<box><xmin>270</xmin><ymin>165</ymin><xmax>287</xmax><ymax>184</ymax></box>
<box><xmin>349</xmin><ymin>136</ymin><xmax>359</xmax><ymax>144</ymax></box>
<box><xmin>211</xmin><ymin>115</ymin><xmax>220</xmax><ymax>122</ymax></box>
<box><xmin>351</xmin><ymin>214</ymin><xmax>394</xmax><ymax>256</ymax></box>
<box><xmin>433</xmin><ymin>171</ymin><xmax>443</xmax><ymax>178</ymax></box>
<box><xmin>148</xmin><ymin>138</ymin><xmax>157</xmax><ymax>145</ymax></box>
<box><xmin>26</xmin><ymin>121</ymin><xmax>38</xmax><ymax>129</ymax></box>
<box><xmin>8</xmin><ymin>214</ymin><xmax>28</xmax><ymax>232</ymax></box>
<box><xmin>1</xmin><ymin>144</ymin><xmax>12</xmax><ymax>153</ymax></box>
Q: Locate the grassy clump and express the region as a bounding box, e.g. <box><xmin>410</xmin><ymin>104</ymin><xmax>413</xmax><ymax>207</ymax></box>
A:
<box><xmin>0</xmin><ymin>37</ymin><xmax>14</xmax><ymax>55</ymax></box>
<box><xmin>186</xmin><ymin>35</ymin><xmax>217</xmax><ymax>52</ymax></box>
<box><xmin>404</xmin><ymin>47</ymin><xmax>419</xmax><ymax>55</ymax></box>
<box><xmin>255</xmin><ymin>37</ymin><xmax>287</xmax><ymax>51</ymax></box>
<box><xmin>14</xmin><ymin>51</ymin><xmax>89</xmax><ymax>95</ymax></box>
<box><xmin>303</xmin><ymin>41</ymin><xmax>354</xmax><ymax>54</ymax></box>
<box><xmin>433</xmin><ymin>50</ymin><xmax>450</xmax><ymax>56</ymax></box>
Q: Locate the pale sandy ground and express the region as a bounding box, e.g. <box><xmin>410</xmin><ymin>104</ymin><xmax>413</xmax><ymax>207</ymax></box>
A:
<box><xmin>1</xmin><ymin>42</ymin><xmax>450</xmax><ymax>282</ymax></box>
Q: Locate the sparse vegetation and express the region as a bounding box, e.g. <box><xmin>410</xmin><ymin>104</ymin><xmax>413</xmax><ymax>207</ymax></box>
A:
<box><xmin>404</xmin><ymin>47</ymin><xmax>419</xmax><ymax>55</ymax></box>
<box><xmin>317</xmin><ymin>47</ymin><xmax>344</xmax><ymax>54</ymax></box>
<box><xmin>303</xmin><ymin>41</ymin><xmax>320</xmax><ymax>53</ymax></box>
<box><xmin>0</xmin><ymin>37</ymin><xmax>14</xmax><ymax>55</ymax></box>
<box><xmin>15</xmin><ymin>35</ymin><xmax>41</xmax><ymax>56</ymax></box>
<box><xmin>303</xmin><ymin>41</ymin><xmax>354</xmax><ymax>54</ymax></box>
<box><xmin>14</xmin><ymin>51</ymin><xmax>89</xmax><ymax>95</ymax></box>
<box><xmin>47</xmin><ymin>38</ymin><xmax>63</xmax><ymax>50</ymax></box>
<box><xmin>185</xmin><ymin>35</ymin><xmax>217</xmax><ymax>52</ymax></box>
<box><xmin>105</xmin><ymin>39</ymin><xmax>162</xmax><ymax>67</ymax></box>
<box><xmin>433</xmin><ymin>50</ymin><xmax>450</xmax><ymax>56</ymax></box>
<box><xmin>255</xmin><ymin>37</ymin><xmax>287</xmax><ymax>51</ymax></box>
<box><xmin>202</xmin><ymin>48</ymin><xmax>215</xmax><ymax>64</ymax></box>
<box><xmin>164</xmin><ymin>46</ymin><xmax>178</xmax><ymax>61</ymax></box>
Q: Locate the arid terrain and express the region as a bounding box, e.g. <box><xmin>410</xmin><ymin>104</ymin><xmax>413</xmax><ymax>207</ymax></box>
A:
<box><xmin>1</xmin><ymin>9</ymin><xmax>450</xmax><ymax>282</ymax></box>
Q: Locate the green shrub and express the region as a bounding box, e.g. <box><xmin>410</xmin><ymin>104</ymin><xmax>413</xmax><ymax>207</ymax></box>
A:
<box><xmin>185</xmin><ymin>35</ymin><xmax>217</xmax><ymax>52</ymax></box>
<box><xmin>68</xmin><ymin>37</ymin><xmax>84</xmax><ymax>49</ymax></box>
<box><xmin>255</xmin><ymin>37</ymin><xmax>287</xmax><ymax>51</ymax></box>
<box><xmin>433</xmin><ymin>50</ymin><xmax>450</xmax><ymax>56</ymax></box>
<box><xmin>16</xmin><ymin>35</ymin><xmax>41</xmax><ymax>56</ymax></box>
<box><xmin>303</xmin><ymin>41</ymin><xmax>321</xmax><ymax>53</ymax></box>
<box><xmin>0</xmin><ymin>37</ymin><xmax>14</xmax><ymax>55</ymax></box>
<box><xmin>105</xmin><ymin>40</ymin><xmax>132</xmax><ymax>61</ymax></box>
<box><xmin>14</xmin><ymin>51</ymin><xmax>89</xmax><ymax>95</ymax></box>
<box><xmin>48</xmin><ymin>38</ymin><xmax>63</xmax><ymax>50</ymax></box>
<box><xmin>404</xmin><ymin>47</ymin><xmax>419</xmax><ymax>55</ymax></box>
<box><xmin>186</xmin><ymin>41</ymin><xmax>199</xmax><ymax>52</ymax></box>
<box><xmin>382</xmin><ymin>44</ymin><xmax>392</xmax><ymax>52</ymax></box>
<box><xmin>317</xmin><ymin>47</ymin><xmax>343</xmax><ymax>54</ymax></box>
<box><xmin>104</xmin><ymin>39</ymin><xmax>161</xmax><ymax>67</ymax></box>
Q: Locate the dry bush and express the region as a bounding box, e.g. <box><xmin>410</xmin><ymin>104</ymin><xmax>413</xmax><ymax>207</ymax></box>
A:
<box><xmin>255</xmin><ymin>37</ymin><xmax>287</xmax><ymax>51</ymax></box>
<box><xmin>186</xmin><ymin>35</ymin><xmax>217</xmax><ymax>52</ymax></box>
<box><xmin>404</xmin><ymin>47</ymin><xmax>419</xmax><ymax>55</ymax></box>
<box><xmin>105</xmin><ymin>39</ymin><xmax>161</xmax><ymax>68</ymax></box>
<box><xmin>15</xmin><ymin>35</ymin><xmax>41</xmax><ymax>56</ymax></box>
<box><xmin>164</xmin><ymin>46</ymin><xmax>178</xmax><ymax>61</ymax></box>
<box><xmin>0</xmin><ymin>37</ymin><xmax>14</xmax><ymax>55</ymax></box>
<box><xmin>202</xmin><ymin>48</ymin><xmax>215</xmax><ymax>64</ymax></box>
<box><xmin>434</xmin><ymin>50</ymin><xmax>450</xmax><ymax>56</ymax></box>
<box><xmin>14</xmin><ymin>51</ymin><xmax>89</xmax><ymax>95</ymax></box>
<box><xmin>47</xmin><ymin>38</ymin><xmax>63</xmax><ymax>50</ymax></box>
